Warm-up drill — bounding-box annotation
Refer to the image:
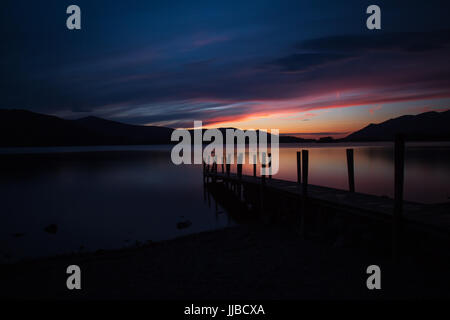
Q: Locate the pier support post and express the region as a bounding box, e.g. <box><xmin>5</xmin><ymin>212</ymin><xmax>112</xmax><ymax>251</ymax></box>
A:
<box><xmin>297</xmin><ymin>151</ymin><xmax>301</xmax><ymax>185</ymax></box>
<box><xmin>393</xmin><ymin>134</ymin><xmax>405</xmax><ymax>260</ymax></box>
<box><xmin>203</xmin><ymin>159</ymin><xmax>206</xmax><ymax>185</ymax></box>
<box><xmin>212</xmin><ymin>161</ymin><xmax>217</xmax><ymax>184</ymax></box>
<box><xmin>207</xmin><ymin>155</ymin><xmax>211</xmax><ymax>174</ymax></box>
<box><xmin>301</xmin><ymin>150</ymin><xmax>309</xmax><ymax>236</ymax></box>
<box><xmin>237</xmin><ymin>164</ymin><xmax>243</xmax><ymax>178</ymax></box>
<box><xmin>346</xmin><ymin>148</ymin><xmax>355</xmax><ymax>192</ymax></box>
<box><xmin>237</xmin><ymin>153</ymin><xmax>243</xmax><ymax>200</ymax></box>
<box><xmin>261</xmin><ymin>152</ymin><xmax>266</xmax><ymax>185</ymax></box>
<box><xmin>237</xmin><ymin>153</ymin><xmax>243</xmax><ymax>179</ymax></box>
<box><xmin>268</xmin><ymin>153</ymin><xmax>272</xmax><ymax>179</ymax></box>
<box><xmin>259</xmin><ymin>152</ymin><xmax>267</xmax><ymax>222</ymax></box>
<box><xmin>267</xmin><ymin>152</ymin><xmax>272</xmax><ymax>180</ymax></box>
<box><xmin>296</xmin><ymin>151</ymin><xmax>302</xmax><ymax>232</ymax></box>
<box><xmin>302</xmin><ymin>150</ymin><xmax>309</xmax><ymax>195</ymax></box>
<box><xmin>226</xmin><ymin>154</ymin><xmax>231</xmax><ymax>177</ymax></box>
<box><xmin>253</xmin><ymin>154</ymin><xmax>257</xmax><ymax>178</ymax></box>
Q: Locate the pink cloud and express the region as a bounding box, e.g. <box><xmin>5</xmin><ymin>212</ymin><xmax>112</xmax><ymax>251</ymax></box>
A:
<box><xmin>369</xmin><ymin>105</ymin><xmax>383</xmax><ymax>114</ymax></box>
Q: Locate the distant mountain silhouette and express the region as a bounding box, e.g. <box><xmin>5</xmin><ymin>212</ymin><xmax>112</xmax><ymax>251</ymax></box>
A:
<box><xmin>0</xmin><ymin>109</ymin><xmax>309</xmax><ymax>147</ymax></box>
<box><xmin>0</xmin><ymin>109</ymin><xmax>173</xmax><ymax>147</ymax></box>
<box><xmin>188</xmin><ymin>128</ymin><xmax>314</xmax><ymax>144</ymax></box>
<box><xmin>345</xmin><ymin>110</ymin><xmax>450</xmax><ymax>141</ymax></box>
<box><xmin>4</xmin><ymin>109</ymin><xmax>446</xmax><ymax>147</ymax></box>
<box><xmin>74</xmin><ymin>116</ymin><xmax>174</xmax><ymax>145</ymax></box>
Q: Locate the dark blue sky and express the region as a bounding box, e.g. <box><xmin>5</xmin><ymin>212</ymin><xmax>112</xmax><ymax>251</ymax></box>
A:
<box><xmin>1</xmin><ymin>0</ymin><xmax>450</xmax><ymax>135</ymax></box>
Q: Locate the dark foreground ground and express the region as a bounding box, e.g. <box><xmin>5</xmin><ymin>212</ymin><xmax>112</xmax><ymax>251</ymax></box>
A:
<box><xmin>1</xmin><ymin>224</ymin><xmax>449</xmax><ymax>300</ymax></box>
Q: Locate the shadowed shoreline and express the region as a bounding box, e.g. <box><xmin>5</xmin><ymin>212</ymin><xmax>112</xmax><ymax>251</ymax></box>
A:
<box><xmin>2</xmin><ymin>224</ymin><xmax>450</xmax><ymax>300</ymax></box>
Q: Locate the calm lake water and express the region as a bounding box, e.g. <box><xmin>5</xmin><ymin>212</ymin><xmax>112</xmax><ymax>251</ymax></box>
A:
<box><xmin>1</xmin><ymin>142</ymin><xmax>449</xmax><ymax>262</ymax></box>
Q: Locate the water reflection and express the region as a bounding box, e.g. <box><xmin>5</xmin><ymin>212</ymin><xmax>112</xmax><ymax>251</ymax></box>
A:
<box><xmin>0</xmin><ymin>150</ymin><xmax>231</xmax><ymax>262</ymax></box>
<box><xmin>0</xmin><ymin>142</ymin><xmax>449</xmax><ymax>261</ymax></box>
<box><xmin>229</xmin><ymin>142</ymin><xmax>450</xmax><ymax>204</ymax></box>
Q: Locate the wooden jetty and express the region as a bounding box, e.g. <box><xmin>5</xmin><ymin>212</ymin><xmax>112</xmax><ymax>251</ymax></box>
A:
<box><xmin>203</xmin><ymin>136</ymin><xmax>450</xmax><ymax>258</ymax></box>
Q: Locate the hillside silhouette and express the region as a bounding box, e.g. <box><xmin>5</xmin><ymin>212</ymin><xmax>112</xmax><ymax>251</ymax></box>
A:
<box><xmin>0</xmin><ymin>109</ymin><xmax>310</xmax><ymax>147</ymax></box>
<box><xmin>1</xmin><ymin>109</ymin><xmax>449</xmax><ymax>147</ymax></box>
<box><xmin>345</xmin><ymin>110</ymin><xmax>450</xmax><ymax>141</ymax></box>
<box><xmin>0</xmin><ymin>110</ymin><xmax>173</xmax><ymax>147</ymax></box>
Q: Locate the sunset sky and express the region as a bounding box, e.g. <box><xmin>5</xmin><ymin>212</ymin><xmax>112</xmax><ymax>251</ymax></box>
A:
<box><xmin>1</xmin><ymin>0</ymin><xmax>450</xmax><ymax>138</ymax></box>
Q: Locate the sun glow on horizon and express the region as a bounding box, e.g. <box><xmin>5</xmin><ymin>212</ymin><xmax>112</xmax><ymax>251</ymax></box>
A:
<box><xmin>168</xmin><ymin>97</ymin><xmax>450</xmax><ymax>139</ymax></box>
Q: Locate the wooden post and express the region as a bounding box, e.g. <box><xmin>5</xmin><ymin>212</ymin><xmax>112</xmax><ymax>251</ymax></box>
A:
<box><xmin>296</xmin><ymin>151</ymin><xmax>302</xmax><ymax>234</ymax></box>
<box><xmin>393</xmin><ymin>134</ymin><xmax>405</xmax><ymax>260</ymax></box>
<box><xmin>300</xmin><ymin>150</ymin><xmax>309</xmax><ymax>236</ymax></box>
<box><xmin>205</xmin><ymin>155</ymin><xmax>210</xmax><ymax>184</ymax></box>
<box><xmin>226</xmin><ymin>153</ymin><xmax>230</xmax><ymax>177</ymax></box>
<box><xmin>203</xmin><ymin>159</ymin><xmax>206</xmax><ymax>185</ymax></box>
<box><xmin>296</xmin><ymin>151</ymin><xmax>301</xmax><ymax>184</ymax></box>
<box><xmin>346</xmin><ymin>148</ymin><xmax>355</xmax><ymax>192</ymax></box>
<box><xmin>253</xmin><ymin>154</ymin><xmax>257</xmax><ymax>177</ymax></box>
<box><xmin>259</xmin><ymin>153</ymin><xmax>266</xmax><ymax>218</ymax></box>
<box><xmin>301</xmin><ymin>150</ymin><xmax>309</xmax><ymax>195</ymax></box>
<box><xmin>268</xmin><ymin>152</ymin><xmax>272</xmax><ymax>179</ymax></box>
<box><xmin>261</xmin><ymin>152</ymin><xmax>266</xmax><ymax>185</ymax></box>
<box><xmin>212</xmin><ymin>156</ymin><xmax>217</xmax><ymax>183</ymax></box>
<box><xmin>237</xmin><ymin>153</ymin><xmax>243</xmax><ymax>199</ymax></box>
<box><xmin>237</xmin><ymin>153</ymin><xmax>243</xmax><ymax>179</ymax></box>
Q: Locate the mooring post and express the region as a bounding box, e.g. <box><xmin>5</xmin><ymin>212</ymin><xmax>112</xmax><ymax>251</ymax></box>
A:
<box><xmin>259</xmin><ymin>152</ymin><xmax>266</xmax><ymax>219</ymax></box>
<box><xmin>213</xmin><ymin>156</ymin><xmax>217</xmax><ymax>184</ymax></box>
<box><xmin>202</xmin><ymin>159</ymin><xmax>206</xmax><ymax>185</ymax></box>
<box><xmin>206</xmin><ymin>155</ymin><xmax>210</xmax><ymax>183</ymax></box>
<box><xmin>296</xmin><ymin>151</ymin><xmax>302</xmax><ymax>234</ymax></box>
<box><xmin>302</xmin><ymin>150</ymin><xmax>309</xmax><ymax>194</ymax></box>
<box><xmin>268</xmin><ymin>152</ymin><xmax>272</xmax><ymax>179</ymax></box>
<box><xmin>237</xmin><ymin>153</ymin><xmax>243</xmax><ymax>179</ymax></box>
<box><xmin>393</xmin><ymin>134</ymin><xmax>405</xmax><ymax>260</ymax></box>
<box><xmin>253</xmin><ymin>154</ymin><xmax>257</xmax><ymax>178</ymax></box>
<box><xmin>237</xmin><ymin>163</ymin><xmax>242</xmax><ymax>179</ymax></box>
<box><xmin>346</xmin><ymin>148</ymin><xmax>355</xmax><ymax>192</ymax></box>
<box><xmin>296</xmin><ymin>151</ymin><xmax>301</xmax><ymax>185</ymax></box>
<box><xmin>237</xmin><ymin>153</ymin><xmax>243</xmax><ymax>200</ymax></box>
<box><xmin>301</xmin><ymin>150</ymin><xmax>309</xmax><ymax>236</ymax></box>
<box><xmin>261</xmin><ymin>152</ymin><xmax>266</xmax><ymax>185</ymax></box>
